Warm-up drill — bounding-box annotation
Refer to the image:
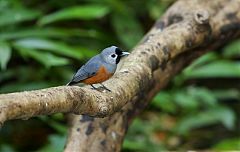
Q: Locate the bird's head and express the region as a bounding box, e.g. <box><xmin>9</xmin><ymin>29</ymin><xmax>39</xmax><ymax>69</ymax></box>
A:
<box><xmin>101</xmin><ymin>46</ymin><xmax>130</xmax><ymax>65</ymax></box>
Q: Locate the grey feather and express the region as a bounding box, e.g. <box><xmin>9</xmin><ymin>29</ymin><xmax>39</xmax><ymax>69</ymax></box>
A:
<box><xmin>67</xmin><ymin>55</ymin><xmax>102</xmax><ymax>85</ymax></box>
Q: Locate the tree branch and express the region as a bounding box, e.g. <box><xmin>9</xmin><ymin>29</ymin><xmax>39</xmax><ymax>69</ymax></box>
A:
<box><xmin>0</xmin><ymin>0</ymin><xmax>216</xmax><ymax>125</ymax></box>
<box><xmin>63</xmin><ymin>0</ymin><xmax>240</xmax><ymax>151</ymax></box>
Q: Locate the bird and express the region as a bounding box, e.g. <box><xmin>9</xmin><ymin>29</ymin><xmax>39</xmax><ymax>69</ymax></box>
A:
<box><xmin>66</xmin><ymin>46</ymin><xmax>130</xmax><ymax>91</ymax></box>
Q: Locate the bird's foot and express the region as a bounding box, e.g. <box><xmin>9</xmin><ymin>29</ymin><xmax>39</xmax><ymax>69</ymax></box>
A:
<box><xmin>100</xmin><ymin>83</ymin><xmax>111</xmax><ymax>92</ymax></box>
<box><xmin>90</xmin><ymin>84</ymin><xmax>111</xmax><ymax>92</ymax></box>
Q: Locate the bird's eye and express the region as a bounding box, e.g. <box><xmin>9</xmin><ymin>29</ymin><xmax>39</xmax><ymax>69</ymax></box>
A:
<box><xmin>111</xmin><ymin>54</ymin><xmax>116</xmax><ymax>58</ymax></box>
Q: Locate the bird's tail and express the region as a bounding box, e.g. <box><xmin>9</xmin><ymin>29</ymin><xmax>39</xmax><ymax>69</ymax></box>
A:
<box><xmin>66</xmin><ymin>82</ymin><xmax>71</xmax><ymax>86</ymax></box>
<box><xmin>66</xmin><ymin>81</ymin><xmax>78</xmax><ymax>86</ymax></box>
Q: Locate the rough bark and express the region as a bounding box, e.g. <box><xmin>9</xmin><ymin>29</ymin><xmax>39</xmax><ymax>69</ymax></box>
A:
<box><xmin>0</xmin><ymin>0</ymin><xmax>212</xmax><ymax>125</ymax></box>
<box><xmin>64</xmin><ymin>0</ymin><xmax>240</xmax><ymax>152</ymax></box>
<box><xmin>0</xmin><ymin>0</ymin><xmax>239</xmax><ymax>151</ymax></box>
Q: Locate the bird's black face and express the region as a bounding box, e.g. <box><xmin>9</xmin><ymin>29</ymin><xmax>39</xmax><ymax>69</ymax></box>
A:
<box><xmin>114</xmin><ymin>47</ymin><xmax>129</xmax><ymax>64</ymax></box>
<box><xmin>102</xmin><ymin>46</ymin><xmax>130</xmax><ymax>65</ymax></box>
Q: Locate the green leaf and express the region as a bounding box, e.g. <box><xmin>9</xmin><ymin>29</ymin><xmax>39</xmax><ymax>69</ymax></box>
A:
<box><xmin>0</xmin><ymin>41</ymin><xmax>11</xmax><ymax>70</ymax></box>
<box><xmin>213</xmin><ymin>89</ymin><xmax>240</xmax><ymax>100</ymax></box>
<box><xmin>39</xmin><ymin>115</ymin><xmax>67</xmax><ymax>134</ymax></box>
<box><xmin>0</xmin><ymin>28</ymin><xmax>77</xmax><ymax>40</ymax></box>
<box><xmin>13</xmin><ymin>38</ymin><xmax>94</xmax><ymax>59</ymax></box>
<box><xmin>0</xmin><ymin>81</ymin><xmax>51</xmax><ymax>93</ymax></box>
<box><xmin>38</xmin><ymin>5</ymin><xmax>110</xmax><ymax>25</ymax></box>
<box><xmin>223</xmin><ymin>40</ymin><xmax>240</xmax><ymax>58</ymax></box>
<box><xmin>0</xmin><ymin>28</ymin><xmax>105</xmax><ymax>40</ymax></box>
<box><xmin>0</xmin><ymin>8</ymin><xmax>40</xmax><ymax>27</ymax></box>
<box><xmin>183</xmin><ymin>61</ymin><xmax>240</xmax><ymax>78</ymax></box>
<box><xmin>174</xmin><ymin>92</ymin><xmax>199</xmax><ymax>109</ymax></box>
<box><xmin>175</xmin><ymin>106</ymin><xmax>236</xmax><ymax>135</ymax></box>
<box><xmin>0</xmin><ymin>144</ymin><xmax>15</xmax><ymax>152</ymax></box>
<box><xmin>213</xmin><ymin>138</ymin><xmax>240</xmax><ymax>150</ymax></box>
<box><xmin>152</xmin><ymin>92</ymin><xmax>177</xmax><ymax>113</ymax></box>
<box><xmin>174</xmin><ymin>52</ymin><xmax>219</xmax><ymax>84</ymax></box>
<box><xmin>15</xmin><ymin>47</ymin><xmax>70</xmax><ymax>67</ymax></box>
<box><xmin>37</xmin><ymin>134</ymin><xmax>66</xmax><ymax>152</ymax></box>
<box><xmin>186</xmin><ymin>87</ymin><xmax>217</xmax><ymax>107</ymax></box>
<box><xmin>112</xmin><ymin>13</ymin><xmax>144</xmax><ymax>48</ymax></box>
<box><xmin>123</xmin><ymin>139</ymin><xmax>148</xmax><ymax>151</ymax></box>
<box><xmin>123</xmin><ymin>118</ymin><xmax>165</xmax><ymax>152</ymax></box>
<box><xmin>148</xmin><ymin>0</ymin><xmax>173</xmax><ymax>20</ymax></box>
<box><xmin>185</xmin><ymin>52</ymin><xmax>219</xmax><ymax>71</ymax></box>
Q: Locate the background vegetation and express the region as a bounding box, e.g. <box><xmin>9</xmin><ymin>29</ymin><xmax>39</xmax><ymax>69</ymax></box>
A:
<box><xmin>0</xmin><ymin>0</ymin><xmax>239</xmax><ymax>151</ymax></box>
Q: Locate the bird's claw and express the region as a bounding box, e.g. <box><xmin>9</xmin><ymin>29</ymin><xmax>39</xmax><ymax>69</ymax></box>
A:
<box><xmin>90</xmin><ymin>84</ymin><xmax>111</xmax><ymax>92</ymax></box>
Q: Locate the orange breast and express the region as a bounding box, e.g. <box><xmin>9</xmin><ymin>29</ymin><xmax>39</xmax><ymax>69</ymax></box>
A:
<box><xmin>82</xmin><ymin>66</ymin><xmax>113</xmax><ymax>84</ymax></box>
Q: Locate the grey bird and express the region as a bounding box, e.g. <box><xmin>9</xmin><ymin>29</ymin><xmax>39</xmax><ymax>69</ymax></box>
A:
<box><xmin>67</xmin><ymin>46</ymin><xmax>130</xmax><ymax>91</ymax></box>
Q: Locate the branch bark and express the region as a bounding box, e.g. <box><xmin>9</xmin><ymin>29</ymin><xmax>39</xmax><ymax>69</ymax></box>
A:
<box><xmin>0</xmin><ymin>0</ymin><xmax>211</xmax><ymax>125</ymax></box>
<box><xmin>0</xmin><ymin>0</ymin><xmax>239</xmax><ymax>151</ymax></box>
<box><xmin>64</xmin><ymin>0</ymin><xmax>240</xmax><ymax>151</ymax></box>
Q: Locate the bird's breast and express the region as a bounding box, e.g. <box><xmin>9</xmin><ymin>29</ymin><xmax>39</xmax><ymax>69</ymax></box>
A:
<box><xmin>82</xmin><ymin>66</ymin><xmax>114</xmax><ymax>84</ymax></box>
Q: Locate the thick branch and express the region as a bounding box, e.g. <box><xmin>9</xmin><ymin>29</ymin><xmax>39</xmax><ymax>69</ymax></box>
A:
<box><xmin>0</xmin><ymin>0</ymin><xmax>215</xmax><ymax>126</ymax></box>
<box><xmin>64</xmin><ymin>0</ymin><xmax>240</xmax><ymax>151</ymax></box>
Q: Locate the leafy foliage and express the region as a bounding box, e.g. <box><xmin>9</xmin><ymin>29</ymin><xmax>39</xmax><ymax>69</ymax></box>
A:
<box><xmin>38</xmin><ymin>5</ymin><xmax>110</xmax><ymax>25</ymax></box>
<box><xmin>0</xmin><ymin>41</ymin><xmax>11</xmax><ymax>70</ymax></box>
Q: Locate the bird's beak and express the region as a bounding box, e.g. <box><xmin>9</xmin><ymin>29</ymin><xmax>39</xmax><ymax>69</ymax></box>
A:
<box><xmin>120</xmin><ymin>51</ymin><xmax>130</xmax><ymax>57</ymax></box>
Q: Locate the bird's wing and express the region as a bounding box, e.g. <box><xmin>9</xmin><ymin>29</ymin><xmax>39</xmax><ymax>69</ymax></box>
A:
<box><xmin>67</xmin><ymin>56</ymin><xmax>101</xmax><ymax>85</ymax></box>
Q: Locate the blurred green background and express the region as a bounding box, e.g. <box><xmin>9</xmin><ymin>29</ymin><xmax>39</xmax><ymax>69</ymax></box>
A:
<box><xmin>0</xmin><ymin>0</ymin><xmax>239</xmax><ymax>151</ymax></box>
